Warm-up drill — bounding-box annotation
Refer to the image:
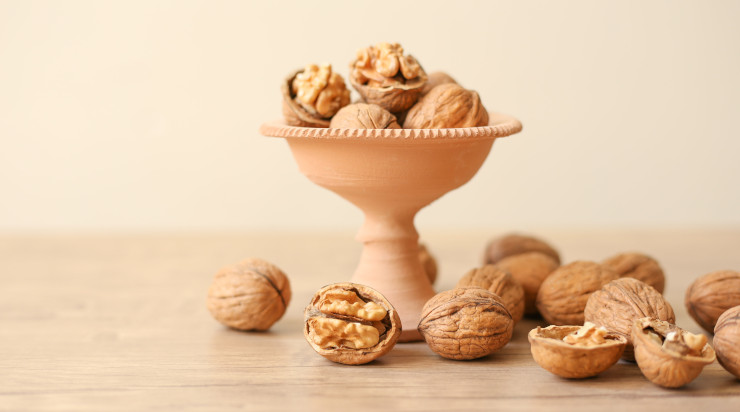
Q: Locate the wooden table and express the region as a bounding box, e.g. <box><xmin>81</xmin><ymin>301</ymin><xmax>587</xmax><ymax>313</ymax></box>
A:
<box><xmin>2</xmin><ymin>229</ymin><xmax>739</xmax><ymax>411</ymax></box>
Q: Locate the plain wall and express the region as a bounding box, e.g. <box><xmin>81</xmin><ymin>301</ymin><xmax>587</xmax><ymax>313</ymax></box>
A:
<box><xmin>1</xmin><ymin>0</ymin><xmax>739</xmax><ymax>233</ymax></box>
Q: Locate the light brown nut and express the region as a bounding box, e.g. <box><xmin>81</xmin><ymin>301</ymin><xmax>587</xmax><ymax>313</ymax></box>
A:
<box><xmin>403</xmin><ymin>83</ymin><xmax>489</xmax><ymax>129</ymax></box>
<box><xmin>495</xmin><ymin>252</ymin><xmax>560</xmax><ymax>316</ymax></box>
<box><xmin>585</xmin><ymin>278</ymin><xmax>675</xmax><ymax>361</ymax></box>
<box><xmin>420</xmin><ymin>71</ymin><xmax>458</xmax><ymax>96</ymax></box>
<box><xmin>713</xmin><ymin>305</ymin><xmax>740</xmax><ymax>377</ymax></box>
<box><xmin>349</xmin><ymin>42</ymin><xmax>427</xmax><ymax>113</ymax></box>
<box><xmin>484</xmin><ymin>233</ymin><xmax>561</xmax><ymax>265</ymax></box>
<box><xmin>206</xmin><ymin>258</ymin><xmax>291</xmax><ymax>331</ymax></box>
<box><xmin>529</xmin><ymin>323</ymin><xmax>627</xmax><ymax>379</ymax></box>
<box><xmin>456</xmin><ymin>265</ymin><xmax>525</xmax><ymax>323</ymax></box>
<box><xmin>685</xmin><ymin>270</ymin><xmax>740</xmax><ymax>334</ymax></box>
<box><xmin>536</xmin><ymin>261</ymin><xmax>620</xmax><ymax>326</ymax></box>
<box><xmin>418</xmin><ymin>243</ymin><xmax>438</xmax><ymax>285</ymax></box>
<box><xmin>602</xmin><ymin>252</ymin><xmax>665</xmax><ymax>293</ymax></box>
<box><xmin>304</xmin><ymin>283</ymin><xmax>401</xmax><ymax>365</ymax></box>
<box><xmin>329</xmin><ymin>103</ymin><xmax>400</xmax><ymax>129</ymax></box>
<box><xmin>418</xmin><ymin>287</ymin><xmax>513</xmax><ymax>360</ymax></box>
<box><xmin>282</xmin><ymin>64</ymin><xmax>351</xmax><ymax>127</ymax></box>
<box><xmin>632</xmin><ymin>318</ymin><xmax>715</xmax><ymax>388</ymax></box>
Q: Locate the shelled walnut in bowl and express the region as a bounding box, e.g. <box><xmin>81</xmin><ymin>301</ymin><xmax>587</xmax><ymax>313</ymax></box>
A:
<box><xmin>529</xmin><ymin>322</ymin><xmax>627</xmax><ymax>379</ymax></box>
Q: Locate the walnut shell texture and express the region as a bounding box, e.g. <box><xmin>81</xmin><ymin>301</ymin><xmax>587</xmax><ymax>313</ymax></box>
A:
<box><xmin>485</xmin><ymin>233</ymin><xmax>561</xmax><ymax>265</ymax></box>
<box><xmin>494</xmin><ymin>252</ymin><xmax>560</xmax><ymax>316</ymax></box>
<box><xmin>281</xmin><ymin>69</ymin><xmax>330</xmax><ymax>128</ymax></box>
<box><xmin>329</xmin><ymin>103</ymin><xmax>400</xmax><ymax>129</ymax></box>
<box><xmin>632</xmin><ymin>318</ymin><xmax>715</xmax><ymax>388</ymax></box>
<box><xmin>403</xmin><ymin>83</ymin><xmax>489</xmax><ymax>129</ymax></box>
<box><xmin>602</xmin><ymin>252</ymin><xmax>665</xmax><ymax>293</ymax></box>
<box><xmin>304</xmin><ymin>283</ymin><xmax>401</xmax><ymax>365</ymax></box>
<box><xmin>713</xmin><ymin>305</ymin><xmax>740</xmax><ymax>378</ymax></box>
<box><xmin>685</xmin><ymin>270</ymin><xmax>740</xmax><ymax>334</ymax></box>
<box><xmin>420</xmin><ymin>71</ymin><xmax>458</xmax><ymax>96</ymax></box>
<box><xmin>528</xmin><ymin>325</ymin><xmax>627</xmax><ymax>379</ymax></box>
<box><xmin>536</xmin><ymin>261</ymin><xmax>620</xmax><ymax>326</ymax></box>
<box><xmin>585</xmin><ymin>278</ymin><xmax>675</xmax><ymax>361</ymax></box>
<box><xmin>457</xmin><ymin>265</ymin><xmax>525</xmax><ymax>323</ymax></box>
<box><xmin>418</xmin><ymin>243</ymin><xmax>438</xmax><ymax>285</ymax></box>
<box><xmin>206</xmin><ymin>258</ymin><xmax>291</xmax><ymax>331</ymax></box>
<box><xmin>418</xmin><ymin>287</ymin><xmax>513</xmax><ymax>360</ymax></box>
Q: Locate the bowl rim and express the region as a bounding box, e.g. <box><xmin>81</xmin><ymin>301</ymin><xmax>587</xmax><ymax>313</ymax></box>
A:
<box><xmin>259</xmin><ymin>112</ymin><xmax>522</xmax><ymax>141</ymax></box>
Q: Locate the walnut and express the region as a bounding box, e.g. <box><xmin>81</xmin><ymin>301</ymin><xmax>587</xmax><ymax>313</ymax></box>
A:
<box><xmin>528</xmin><ymin>323</ymin><xmax>627</xmax><ymax>379</ymax></box>
<box><xmin>685</xmin><ymin>270</ymin><xmax>740</xmax><ymax>333</ymax></box>
<box><xmin>484</xmin><ymin>233</ymin><xmax>561</xmax><ymax>265</ymax></box>
<box><xmin>418</xmin><ymin>243</ymin><xmax>438</xmax><ymax>285</ymax></box>
<box><xmin>349</xmin><ymin>42</ymin><xmax>427</xmax><ymax>113</ymax></box>
<box><xmin>329</xmin><ymin>103</ymin><xmax>400</xmax><ymax>129</ymax></box>
<box><xmin>536</xmin><ymin>261</ymin><xmax>620</xmax><ymax>326</ymax></box>
<box><xmin>602</xmin><ymin>252</ymin><xmax>665</xmax><ymax>293</ymax></box>
<box><xmin>585</xmin><ymin>278</ymin><xmax>675</xmax><ymax>361</ymax></box>
<box><xmin>456</xmin><ymin>265</ymin><xmax>525</xmax><ymax>323</ymax></box>
<box><xmin>494</xmin><ymin>252</ymin><xmax>560</xmax><ymax>316</ymax></box>
<box><xmin>714</xmin><ymin>305</ymin><xmax>740</xmax><ymax>378</ymax></box>
<box><xmin>420</xmin><ymin>71</ymin><xmax>457</xmax><ymax>96</ymax></box>
<box><xmin>206</xmin><ymin>258</ymin><xmax>291</xmax><ymax>331</ymax></box>
<box><xmin>403</xmin><ymin>83</ymin><xmax>489</xmax><ymax>129</ymax></box>
<box><xmin>304</xmin><ymin>283</ymin><xmax>401</xmax><ymax>365</ymax></box>
<box><xmin>282</xmin><ymin>64</ymin><xmax>351</xmax><ymax>127</ymax></box>
<box><xmin>418</xmin><ymin>287</ymin><xmax>513</xmax><ymax>360</ymax></box>
<box><xmin>632</xmin><ymin>318</ymin><xmax>715</xmax><ymax>388</ymax></box>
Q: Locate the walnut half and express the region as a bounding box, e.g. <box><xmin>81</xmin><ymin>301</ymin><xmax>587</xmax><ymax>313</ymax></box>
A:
<box><xmin>304</xmin><ymin>283</ymin><xmax>401</xmax><ymax>365</ymax></box>
<box><xmin>282</xmin><ymin>64</ymin><xmax>351</xmax><ymax>128</ymax></box>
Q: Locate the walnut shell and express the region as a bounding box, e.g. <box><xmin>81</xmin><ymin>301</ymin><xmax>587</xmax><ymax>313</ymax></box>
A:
<box><xmin>685</xmin><ymin>270</ymin><xmax>740</xmax><ymax>334</ymax></box>
<box><xmin>418</xmin><ymin>243</ymin><xmax>438</xmax><ymax>285</ymax></box>
<box><xmin>304</xmin><ymin>283</ymin><xmax>401</xmax><ymax>365</ymax></box>
<box><xmin>418</xmin><ymin>287</ymin><xmax>513</xmax><ymax>360</ymax></box>
<box><xmin>713</xmin><ymin>305</ymin><xmax>740</xmax><ymax>378</ymax></box>
<box><xmin>456</xmin><ymin>265</ymin><xmax>525</xmax><ymax>323</ymax></box>
<box><xmin>420</xmin><ymin>71</ymin><xmax>457</xmax><ymax>96</ymax></box>
<box><xmin>403</xmin><ymin>83</ymin><xmax>489</xmax><ymax>129</ymax></box>
<box><xmin>329</xmin><ymin>103</ymin><xmax>400</xmax><ymax>129</ymax></box>
<box><xmin>206</xmin><ymin>258</ymin><xmax>291</xmax><ymax>331</ymax></box>
<box><xmin>632</xmin><ymin>318</ymin><xmax>715</xmax><ymax>388</ymax></box>
<box><xmin>529</xmin><ymin>325</ymin><xmax>627</xmax><ymax>378</ymax></box>
<box><xmin>536</xmin><ymin>261</ymin><xmax>620</xmax><ymax>326</ymax></box>
<box><xmin>484</xmin><ymin>233</ymin><xmax>561</xmax><ymax>265</ymax></box>
<box><xmin>494</xmin><ymin>252</ymin><xmax>560</xmax><ymax>316</ymax></box>
<box><xmin>585</xmin><ymin>278</ymin><xmax>675</xmax><ymax>361</ymax></box>
<box><xmin>602</xmin><ymin>252</ymin><xmax>665</xmax><ymax>293</ymax></box>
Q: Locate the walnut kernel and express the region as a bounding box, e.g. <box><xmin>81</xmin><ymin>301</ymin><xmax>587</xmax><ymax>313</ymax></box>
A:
<box><xmin>282</xmin><ymin>65</ymin><xmax>350</xmax><ymax>127</ymax></box>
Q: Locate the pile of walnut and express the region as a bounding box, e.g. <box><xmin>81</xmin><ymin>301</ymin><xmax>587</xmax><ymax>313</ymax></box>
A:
<box><xmin>282</xmin><ymin>42</ymin><xmax>490</xmax><ymax>130</ymax></box>
<box><xmin>204</xmin><ymin>236</ymin><xmax>740</xmax><ymax>386</ymax></box>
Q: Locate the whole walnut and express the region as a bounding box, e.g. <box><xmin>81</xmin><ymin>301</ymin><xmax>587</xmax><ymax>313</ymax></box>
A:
<box><xmin>418</xmin><ymin>243</ymin><xmax>438</xmax><ymax>285</ymax></box>
<box><xmin>329</xmin><ymin>103</ymin><xmax>400</xmax><ymax>129</ymax></box>
<box><xmin>403</xmin><ymin>83</ymin><xmax>489</xmax><ymax>129</ymax></box>
<box><xmin>585</xmin><ymin>278</ymin><xmax>675</xmax><ymax>361</ymax></box>
<box><xmin>420</xmin><ymin>71</ymin><xmax>457</xmax><ymax>96</ymax></box>
<box><xmin>536</xmin><ymin>261</ymin><xmax>620</xmax><ymax>326</ymax></box>
<box><xmin>484</xmin><ymin>233</ymin><xmax>561</xmax><ymax>265</ymax></box>
<box><xmin>206</xmin><ymin>258</ymin><xmax>291</xmax><ymax>331</ymax></box>
<box><xmin>456</xmin><ymin>265</ymin><xmax>525</xmax><ymax>323</ymax></box>
<box><xmin>282</xmin><ymin>64</ymin><xmax>351</xmax><ymax>127</ymax></box>
<box><xmin>602</xmin><ymin>252</ymin><xmax>665</xmax><ymax>293</ymax></box>
<box><xmin>713</xmin><ymin>305</ymin><xmax>740</xmax><ymax>378</ymax></box>
<box><xmin>685</xmin><ymin>270</ymin><xmax>740</xmax><ymax>334</ymax></box>
<box><xmin>418</xmin><ymin>287</ymin><xmax>513</xmax><ymax>360</ymax></box>
<box><xmin>494</xmin><ymin>252</ymin><xmax>560</xmax><ymax>316</ymax></box>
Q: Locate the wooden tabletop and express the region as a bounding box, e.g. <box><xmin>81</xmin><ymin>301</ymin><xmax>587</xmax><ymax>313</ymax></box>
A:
<box><xmin>2</xmin><ymin>229</ymin><xmax>740</xmax><ymax>411</ymax></box>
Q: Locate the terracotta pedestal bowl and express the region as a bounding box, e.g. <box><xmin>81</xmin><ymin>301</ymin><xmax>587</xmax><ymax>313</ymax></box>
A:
<box><xmin>260</xmin><ymin>113</ymin><xmax>522</xmax><ymax>341</ymax></box>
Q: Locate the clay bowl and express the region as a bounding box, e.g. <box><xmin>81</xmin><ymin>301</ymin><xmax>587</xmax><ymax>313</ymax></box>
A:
<box><xmin>260</xmin><ymin>113</ymin><xmax>522</xmax><ymax>341</ymax></box>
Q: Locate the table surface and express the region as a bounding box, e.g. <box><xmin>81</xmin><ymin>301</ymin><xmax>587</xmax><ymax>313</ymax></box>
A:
<box><xmin>2</xmin><ymin>229</ymin><xmax>740</xmax><ymax>411</ymax></box>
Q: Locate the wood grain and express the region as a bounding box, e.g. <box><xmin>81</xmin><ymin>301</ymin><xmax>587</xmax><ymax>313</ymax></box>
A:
<box><xmin>1</xmin><ymin>229</ymin><xmax>739</xmax><ymax>411</ymax></box>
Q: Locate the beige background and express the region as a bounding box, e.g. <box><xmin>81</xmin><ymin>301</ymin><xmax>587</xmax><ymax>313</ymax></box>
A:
<box><xmin>1</xmin><ymin>0</ymin><xmax>739</xmax><ymax>233</ymax></box>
